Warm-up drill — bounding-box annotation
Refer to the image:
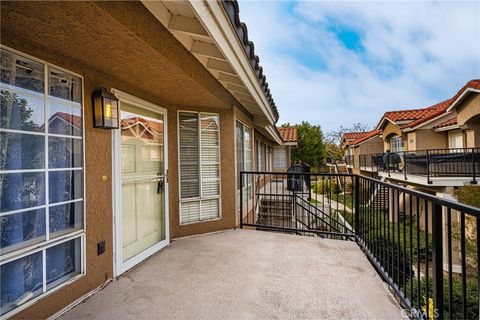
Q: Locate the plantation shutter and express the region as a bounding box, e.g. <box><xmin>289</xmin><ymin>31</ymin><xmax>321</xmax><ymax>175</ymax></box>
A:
<box><xmin>258</xmin><ymin>142</ymin><xmax>263</xmax><ymax>171</ymax></box>
<box><xmin>274</xmin><ymin>147</ymin><xmax>287</xmax><ymax>168</ymax></box>
<box><xmin>200</xmin><ymin>114</ymin><xmax>220</xmax><ymax>197</ymax></box>
<box><xmin>179</xmin><ymin>113</ymin><xmax>200</xmax><ymax>198</ymax></box>
<box><xmin>244</xmin><ymin>126</ymin><xmax>252</xmax><ymax>171</ymax></box>
<box><xmin>179</xmin><ymin>112</ymin><xmax>220</xmax><ymax>224</ymax></box>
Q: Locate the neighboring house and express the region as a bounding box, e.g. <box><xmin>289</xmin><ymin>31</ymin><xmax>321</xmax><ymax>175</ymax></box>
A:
<box><xmin>0</xmin><ymin>1</ymin><xmax>296</xmax><ymax>318</ymax></box>
<box><xmin>372</xmin><ymin>80</ymin><xmax>480</xmax><ymax>189</ymax></box>
<box><xmin>275</xmin><ymin>127</ymin><xmax>298</xmax><ymax>171</ymax></box>
<box><xmin>444</xmin><ymin>80</ymin><xmax>480</xmax><ymax>148</ymax></box>
<box><xmin>340</xmin><ymin>132</ymin><xmax>369</xmax><ymax>167</ymax></box>
<box><xmin>339</xmin><ymin>80</ymin><xmax>480</xmax><ymax>188</ymax></box>
<box><xmin>350</xmin><ymin>130</ymin><xmax>383</xmax><ymax>175</ymax></box>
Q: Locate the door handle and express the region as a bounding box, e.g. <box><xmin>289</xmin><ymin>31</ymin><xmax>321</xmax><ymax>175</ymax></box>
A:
<box><xmin>157</xmin><ymin>173</ymin><xmax>164</xmax><ymax>194</ymax></box>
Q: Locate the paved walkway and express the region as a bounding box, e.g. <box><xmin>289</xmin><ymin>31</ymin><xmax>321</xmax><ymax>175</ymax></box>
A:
<box><xmin>61</xmin><ymin>230</ymin><xmax>403</xmax><ymax>320</ymax></box>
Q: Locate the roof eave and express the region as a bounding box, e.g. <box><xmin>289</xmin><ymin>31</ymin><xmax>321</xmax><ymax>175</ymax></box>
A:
<box><xmin>446</xmin><ymin>88</ymin><xmax>480</xmax><ymax>112</ymax></box>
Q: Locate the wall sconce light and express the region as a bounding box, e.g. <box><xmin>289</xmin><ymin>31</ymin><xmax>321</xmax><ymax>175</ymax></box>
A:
<box><xmin>92</xmin><ymin>87</ymin><xmax>119</xmax><ymax>129</ymax></box>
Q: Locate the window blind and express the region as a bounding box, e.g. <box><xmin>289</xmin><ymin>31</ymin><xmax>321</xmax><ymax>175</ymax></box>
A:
<box><xmin>179</xmin><ymin>112</ymin><xmax>220</xmax><ymax>224</ymax></box>
<box><xmin>274</xmin><ymin>147</ymin><xmax>287</xmax><ymax>168</ymax></box>
<box><xmin>257</xmin><ymin>142</ymin><xmax>263</xmax><ymax>171</ymax></box>
<box><xmin>179</xmin><ymin>113</ymin><xmax>199</xmax><ymax>198</ymax></box>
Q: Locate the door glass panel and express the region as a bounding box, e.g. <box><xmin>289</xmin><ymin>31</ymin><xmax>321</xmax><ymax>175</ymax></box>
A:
<box><xmin>120</xmin><ymin>103</ymin><xmax>165</xmax><ymax>262</ymax></box>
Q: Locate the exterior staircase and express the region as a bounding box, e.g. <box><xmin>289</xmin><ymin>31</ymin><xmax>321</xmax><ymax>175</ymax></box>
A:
<box><xmin>367</xmin><ymin>177</ymin><xmax>389</xmax><ymax>208</ymax></box>
<box><xmin>256</xmin><ymin>195</ymin><xmax>294</xmax><ymax>229</ymax></box>
<box><xmin>335</xmin><ymin>162</ymin><xmax>353</xmax><ymax>191</ymax></box>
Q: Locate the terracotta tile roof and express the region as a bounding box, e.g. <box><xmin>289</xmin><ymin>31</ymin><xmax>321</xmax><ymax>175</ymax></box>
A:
<box><xmin>434</xmin><ymin>116</ymin><xmax>457</xmax><ymax>129</ymax></box>
<box><xmin>378</xmin><ymin>79</ymin><xmax>480</xmax><ymax>130</ymax></box>
<box><xmin>221</xmin><ymin>0</ymin><xmax>279</xmax><ymax>122</ymax></box>
<box><xmin>121</xmin><ymin>117</ymin><xmax>164</xmax><ymax>139</ymax></box>
<box><xmin>342</xmin><ymin>132</ymin><xmax>368</xmax><ymax>140</ymax></box>
<box><xmin>350</xmin><ymin>130</ymin><xmax>381</xmax><ymax>145</ymax></box>
<box><xmin>278</xmin><ymin>127</ymin><xmax>297</xmax><ymax>142</ymax></box>
<box><xmin>49</xmin><ymin>112</ymin><xmax>82</xmax><ymax>128</ymax></box>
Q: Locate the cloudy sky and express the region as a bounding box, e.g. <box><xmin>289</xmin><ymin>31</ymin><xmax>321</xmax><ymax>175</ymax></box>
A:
<box><xmin>237</xmin><ymin>0</ymin><xmax>480</xmax><ymax>132</ymax></box>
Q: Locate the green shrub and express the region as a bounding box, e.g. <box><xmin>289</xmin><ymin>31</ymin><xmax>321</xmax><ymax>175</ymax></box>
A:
<box><xmin>311</xmin><ymin>177</ymin><xmax>342</xmax><ymax>195</ymax></box>
<box><xmin>406</xmin><ymin>275</ymin><xmax>479</xmax><ymax>320</ymax></box>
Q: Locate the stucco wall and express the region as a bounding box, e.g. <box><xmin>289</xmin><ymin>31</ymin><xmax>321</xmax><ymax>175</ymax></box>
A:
<box><xmin>382</xmin><ymin>122</ymin><xmax>404</xmax><ymax>151</ymax></box>
<box><xmin>357</xmin><ymin>136</ymin><xmax>383</xmax><ymax>154</ymax></box>
<box><xmin>457</xmin><ymin>94</ymin><xmax>480</xmax><ymax>126</ymax></box>
<box><xmin>411</xmin><ymin>129</ymin><xmax>448</xmax><ymax>151</ymax></box>
<box><xmin>1</xmin><ymin>1</ymin><xmax>242</xmax><ymax>318</ymax></box>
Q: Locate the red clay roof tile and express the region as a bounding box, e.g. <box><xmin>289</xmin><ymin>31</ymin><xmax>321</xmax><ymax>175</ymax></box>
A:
<box><xmin>278</xmin><ymin>127</ymin><xmax>298</xmax><ymax>142</ymax></box>
<box><xmin>350</xmin><ymin>130</ymin><xmax>381</xmax><ymax>145</ymax></box>
<box><xmin>342</xmin><ymin>132</ymin><xmax>369</xmax><ymax>140</ymax></box>
<box><xmin>379</xmin><ymin>79</ymin><xmax>480</xmax><ymax>130</ymax></box>
<box><xmin>433</xmin><ymin>116</ymin><xmax>457</xmax><ymax>129</ymax></box>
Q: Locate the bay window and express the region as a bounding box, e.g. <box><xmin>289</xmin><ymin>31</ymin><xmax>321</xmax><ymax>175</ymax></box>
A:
<box><xmin>0</xmin><ymin>47</ymin><xmax>84</xmax><ymax>317</ymax></box>
<box><xmin>178</xmin><ymin>112</ymin><xmax>220</xmax><ymax>224</ymax></box>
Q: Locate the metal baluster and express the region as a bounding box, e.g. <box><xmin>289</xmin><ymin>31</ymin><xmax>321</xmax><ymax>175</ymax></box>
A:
<box><xmin>447</xmin><ymin>208</ymin><xmax>453</xmax><ymax>319</ymax></box>
<box><xmin>432</xmin><ymin>202</ymin><xmax>444</xmax><ymax>319</ymax></box>
<box><xmin>460</xmin><ymin>212</ymin><xmax>467</xmax><ymax>320</ymax></box>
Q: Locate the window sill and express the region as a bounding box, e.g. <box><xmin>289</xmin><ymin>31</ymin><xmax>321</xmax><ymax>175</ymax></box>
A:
<box><xmin>2</xmin><ymin>273</ymin><xmax>86</xmax><ymax>319</ymax></box>
<box><xmin>179</xmin><ymin>216</ymin><xmax>222</xmax><ymax>226</ymax></box>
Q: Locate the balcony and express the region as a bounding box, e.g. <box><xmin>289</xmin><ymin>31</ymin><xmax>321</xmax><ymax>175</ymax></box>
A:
<box><xmin>240</xmin><ymin>172</ymin><xmax>480</xmax><ymax>319</ymax></box>
<box><xmin>60</xmin><ymin>230</ymin><xmax>402</xmax><ymax>319</ymax></box>
<box><xmin>58</xmin><ymin>172</ymin><xmax>479</xmax><ymax>320</ymax></box>
<box><xmin>357</xmin><ymin>148</ymin><xmax>480</xmax><ymax>186</ymax></box>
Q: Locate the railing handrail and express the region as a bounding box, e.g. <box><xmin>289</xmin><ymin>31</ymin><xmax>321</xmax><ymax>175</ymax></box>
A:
<box><xmin>358</xmin><ymin>174</ymin><xmax>480</xmax><ymax>217</ymax></box>
<box><xmin>294</xmin><ymin>194</ymin><xmax>355</xmax><ymax>234</ymax></box>
<box><xmin>241</xmin><ymin>170</ymin><xmax>480</xmax><ymax>217</ymax></box>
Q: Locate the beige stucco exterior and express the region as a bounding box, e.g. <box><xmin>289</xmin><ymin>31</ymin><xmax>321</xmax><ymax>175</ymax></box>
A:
<box><xmin>407</xmin><ymin>129</ymin><xmax>448</xmax><ymax>151</ymax></box>
<box><xmin>382</xmin><ymin>121</ymin><xmax>404</xmax><ymax>151</ymax></box>
<box><xmin>0</xmin><ymin>1</ymin><xmax>289</xmax><ymax>318</ymax></box>
<box><xmin>456</xmin><ymin>94</ymin><xmax>480</xmax><ymax>147</ymax></box>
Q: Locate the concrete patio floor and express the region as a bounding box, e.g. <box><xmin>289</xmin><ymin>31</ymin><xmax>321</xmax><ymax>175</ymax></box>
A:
<box><xmin>60</xmin><ymin>230</ymin><xmax>403</xmax><ymax>320</ymax></box>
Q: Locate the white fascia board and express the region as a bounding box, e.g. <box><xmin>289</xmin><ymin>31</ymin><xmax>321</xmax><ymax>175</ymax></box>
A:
<box><xmin>375</xmin><ymin>117</ymin><xmax>395</xmax><ymax>130</ymax></box>
<box><xmin>402</xmin><ymin>112</ymin><xmax>454</xmax><ymax>132</ymax></box>
<box><xmin>188</xmin><ymin>0</ymin><xmax>276</xmax><ymax>125</ymax></box>
<box><xmin>435</xmin><ymin>125</ymin><xmax>460</xmax><ymax>132</ymax></box>
<box><xmin>351</xmin><ymin>134</ymin><xmax>380</xmax><ymax>147</ymax></box>
<box><xmin>446</xmin><ymin>88</ymin><xmax>480</xmax><ymax>112</ymax></box>
<box><xmin>265</xmin><ymin>125</ymin><xmax>283</xmax><ymax>145</ymax></box>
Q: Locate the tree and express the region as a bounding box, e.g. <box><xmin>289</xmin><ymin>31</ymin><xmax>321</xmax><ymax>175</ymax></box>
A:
<box><xmin>284</xmin><ymin>121</ymin><xmax>326</xmax><ymax>169</ymax></box>
<box><xmin>325</xmin><ymin>122</ymin><xmax>370</xmax><ymax>145</ymax></box>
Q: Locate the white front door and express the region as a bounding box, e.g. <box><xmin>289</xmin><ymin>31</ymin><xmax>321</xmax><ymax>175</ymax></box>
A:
<box><xmin>113</xmin><ymin>90</ymin><xmax>169</xmax><ymax>276</ymax></box>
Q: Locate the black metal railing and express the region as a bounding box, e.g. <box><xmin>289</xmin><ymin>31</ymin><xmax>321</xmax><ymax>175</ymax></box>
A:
<box><xmin>240</xmin><ymin>171</ymin><xmax>480</xmax><ymax>319</ymax></box>
<box><xmin>360</xmin><ymin>153</ymin><xmax>384</xmax><ymax>171</ymax></box>
<box><xmin>357</xmin><ymin>148</ymin><xmax>480</xmax><ymax>184</ymax></box>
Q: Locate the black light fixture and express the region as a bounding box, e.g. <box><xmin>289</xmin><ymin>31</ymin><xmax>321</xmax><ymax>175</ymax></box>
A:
<box><xmin>92</xmin><ymin>87</ymin><xmax>119</xmax><ymax>129</ymax></box>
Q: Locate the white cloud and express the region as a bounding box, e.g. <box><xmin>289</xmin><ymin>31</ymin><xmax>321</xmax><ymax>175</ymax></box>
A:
<box><xmin>237</xmin><ymin>0</ymin><xmax>480</xmax><ymax>132</ymax></box>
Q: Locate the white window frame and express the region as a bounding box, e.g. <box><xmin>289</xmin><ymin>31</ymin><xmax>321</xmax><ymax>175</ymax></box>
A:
<box><xmin>236</xmin><ymin>121</ymin><xmax>253</xmax><ymax>202</ymax></box>
<box><xmin>390</xmin><ymin>136</ymin><xmax>404</xmax><ymax>153</ymax></box>
<box><xmin>273</xmin><ymin>146</ymin><xmax>288</xmax><ymax>169</ymax></box>
<box><xmin>256</xmin><ymin>140</ymin><xmax>263</xmax><ymax>171</ymax></box>
<box><xmin>0</xmin><ymin>45</ymin><xmax>86</xmax><ymax>319</ymax></box>
<box><xmin>177</xmin><ymin>111</ymin><xmax>222</xmax><ymax>225</ymax></box>
<box><xmin>448</xmin><ymin>130</ymin><xmax>464</xmax><ymax>150</ymax></box>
